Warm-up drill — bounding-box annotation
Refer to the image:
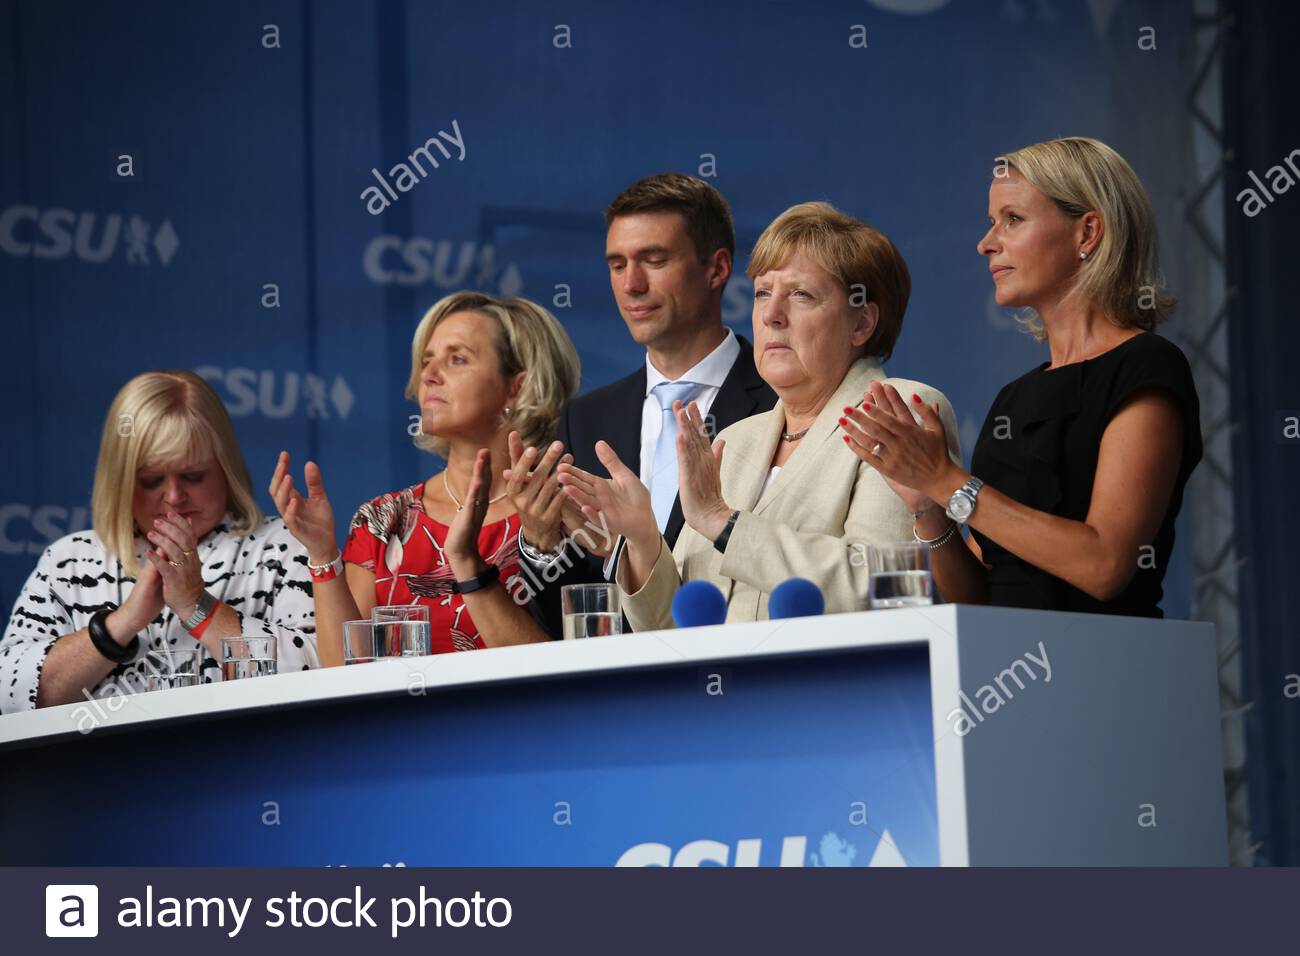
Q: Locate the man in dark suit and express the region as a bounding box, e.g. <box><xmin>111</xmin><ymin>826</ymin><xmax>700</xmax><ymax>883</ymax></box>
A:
<box><xmin>515</xmin><ymin>173</ymin><xmax>776</xmax><ymax>610</ymax></box>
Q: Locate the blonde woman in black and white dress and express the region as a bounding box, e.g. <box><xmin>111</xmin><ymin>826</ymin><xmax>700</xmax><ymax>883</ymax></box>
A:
<box><xmin>0</xmin><ymin>371</ymin><xmax>318</xmax><ymax>713</ymax></box>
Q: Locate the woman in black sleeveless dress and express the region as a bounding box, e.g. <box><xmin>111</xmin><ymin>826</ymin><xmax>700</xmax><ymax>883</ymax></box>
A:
<box><xmin>840</xmin><ymin>137</ymin><xmax>1201</xmax><ymax>618</ymax></box>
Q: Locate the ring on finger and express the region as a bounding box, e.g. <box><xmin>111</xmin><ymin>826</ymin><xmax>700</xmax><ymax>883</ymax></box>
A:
<box><xmin>871</xmin><ymin>442</ymin><xmax>883</xmax><ymax>456</ymax></box>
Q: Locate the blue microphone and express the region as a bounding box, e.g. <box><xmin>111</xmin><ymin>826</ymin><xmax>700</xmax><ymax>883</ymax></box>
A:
<box><xmin>671</xmin><ymin>580</ymin><xmax>728</xmax><ymax>628</ymax></box>
<box><xmin>768</xmin><ymin>578</ymin><xmax>825</xmax><ymax>619</ymax></box>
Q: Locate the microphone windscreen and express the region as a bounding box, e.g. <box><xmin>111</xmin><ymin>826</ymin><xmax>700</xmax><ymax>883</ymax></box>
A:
<box><xmin>768</xmin><ymin>577</ymin><xmax>825</xmax><ymax>619</ymax></box>
<box><xmin>671</xmin><ymin>580</ymin><xmax>728</xmax><ymax>628</ymax></box>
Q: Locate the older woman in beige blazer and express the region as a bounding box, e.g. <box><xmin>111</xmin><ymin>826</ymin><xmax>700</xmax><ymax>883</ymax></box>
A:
<box><xmin>559</xmin><ymin>202</ymin><xmax>961</xmax><ymax>630</ymax></box>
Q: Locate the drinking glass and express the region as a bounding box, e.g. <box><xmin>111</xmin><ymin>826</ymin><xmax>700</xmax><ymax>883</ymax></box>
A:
<box><xmin>343</xmin><ymin>620</ymin><xmax>379</xmax><ymax>664</ymax></box>
<box><xmin>560</xmin><ymin>584</ymin><xmax>624</xmax><ymax>640</ymax></box>
<box><xmin>867</xmin><ymin>542</ymin><xmax>934</xmax><ymax>609</ymax></box>
<box><xmin>371</xmin><ymin>604</ymin><xmax>431</xmax><ymax>657</ymax></box>
<box><xmin>143</xmin><ymin>647</ymin><xmax>203</xmax><ymax>691</ymax></box>
<box><xmin>220</xmin><ymin>635</ymin><xmax>278</xmax><ymax>680</ymax></box>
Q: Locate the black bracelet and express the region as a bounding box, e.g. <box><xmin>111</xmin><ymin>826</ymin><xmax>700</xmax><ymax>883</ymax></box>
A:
<box><xmin>87</xmin><ymin>606</ymin><xmax>139</xmax><ymax>664</ymax></box>
<box><xmin>712</xmin><ymin>510</ymin><xmax>741</xmax><ymax>554</ymax></box>
<box><xmin>451</xmin><ymin>563</ymin><xmax>500</xmax><ymax>595</ymax></box>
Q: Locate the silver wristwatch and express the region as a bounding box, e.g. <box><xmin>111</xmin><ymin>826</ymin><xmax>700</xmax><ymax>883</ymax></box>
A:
<box><xmin>516</xmin><ymin>528</ymin><xmax>567</xmax><ymax>568</ymax></box>
<box><xmin>945</xmin><ymin>476</ymin><xmax>984</xmax><ymax>524</ymax></box>
<box><xmin>183</xmin><ymin>589</ymin><xmax>219</xmax><ymax>631</ymax></box>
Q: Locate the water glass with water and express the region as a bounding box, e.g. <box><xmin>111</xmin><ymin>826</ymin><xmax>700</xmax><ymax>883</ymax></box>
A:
<box><xmin>867</xmin><ymin>542</ymin><xmax>934</xmax><ymax>609</ymax></box>
<box><xmin>221</xmin><ymin>635</ymin><xmax>278</xmax><ymax>680</ymax></box>
<box><xmin>560</xmin><ymin>584</ymin><xmax>624</xmax><ymax>639</ymax></box>
<box><xmin>371</xmin><ymin>604</ymin><xmax>431</xmax><ymax>657</ymax></box>
<box><xmin>144</xmin><ymin>646</ymin><xmax>203</xmax><ymax>691</ymax></box>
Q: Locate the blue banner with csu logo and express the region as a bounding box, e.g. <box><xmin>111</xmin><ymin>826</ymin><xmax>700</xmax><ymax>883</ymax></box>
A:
<box><xmin>0</xmin><ymin>0</ymin><xmax>1197</xmax><ymax>615</ymax></box>
<box><xmin>0</xmin><ymin>645</ymin><xmax>939</xmax><ymax>866</ymax></box>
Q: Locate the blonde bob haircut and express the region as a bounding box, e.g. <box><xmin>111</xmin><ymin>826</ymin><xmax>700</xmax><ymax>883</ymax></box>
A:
<box><xmin>405</xmin><ymin>291</ymin><xmax>582</xmax><ymax>458</ymax></box>
<box><xmin>1000</xmin><ymin>136</ymin><xmax>1174</xmax><ymax>339</ymax></box>
<box><xmin>746</xmin><ymin>201</ymin><xmax>911</xmax><ymax>362</ymax></box>
<box><xmin>92</xmin><ymin>371</ymin><xmax>262</xmax><ymax>575</ymax></box>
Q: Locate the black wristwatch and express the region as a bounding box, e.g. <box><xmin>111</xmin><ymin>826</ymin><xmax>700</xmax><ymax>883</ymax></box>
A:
<box><xmin>712</xmin><ymin>510</ymin><xmax>741</xmax><ymax>554</ymax></box>
<box><xmin>88</xmin><ymin>605</ymin><xmax>139</xmax><ymax>663</ymax></box>
<box><xmin>451</xmin><ymin>563</ymin><xmax>500</xmax><ymax>595</ymax></box>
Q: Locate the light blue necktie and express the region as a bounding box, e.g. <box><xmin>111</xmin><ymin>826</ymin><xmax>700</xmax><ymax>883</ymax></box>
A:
<box><xmin>650</xmin><ymin>380</ymin><xmax>703</xmax><ymax>532</ymax></box>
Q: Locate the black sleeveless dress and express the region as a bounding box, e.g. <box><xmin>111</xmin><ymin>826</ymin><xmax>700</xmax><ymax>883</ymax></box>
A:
<box><xmin>969</xmin><ymin>333</ymin><xmax>1202</xmax><ymax>618</ymax></box>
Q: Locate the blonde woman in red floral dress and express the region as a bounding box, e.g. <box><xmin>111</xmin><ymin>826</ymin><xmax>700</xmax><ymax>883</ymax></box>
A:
<box><xmin>268</xmin><ymin>291</ymin><xmax>582</xmax><ymax>665</ymax></box>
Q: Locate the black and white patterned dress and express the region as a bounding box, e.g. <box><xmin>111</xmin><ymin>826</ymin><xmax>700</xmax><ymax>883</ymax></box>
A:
<box><xmin>0</xmin><ymin>514</ymin><xmax>318</xmax><ymax>713</ymax></box>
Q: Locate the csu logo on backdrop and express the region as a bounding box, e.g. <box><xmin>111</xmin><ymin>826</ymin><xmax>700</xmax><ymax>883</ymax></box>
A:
<box><xmin>616</xmin><ymin>831</ymin><xmax>907</xmax><ymax>867</ymax></box>
<box><xmin>194</xmin><ymin>367</ymin><xmax>355</xmax><ymax>420</ymax></box>
<box><xmin>362</xmin><ymin>235</ymin><xmax>523</xmax><ymax>294</ymax></box>
<box><xmin>0</xmin><ymin>505</ymin><xmax>90</xmax><ymax>555</ymax></box>
<box><xmin>0</xmin><ymin>206</ymin><xmax>178</xmax><ymax>266</ymax></box>
<box><xmin>721</xmin><ymin>274</ymin><xmax>754</xmax><ymax>324</ymax></box>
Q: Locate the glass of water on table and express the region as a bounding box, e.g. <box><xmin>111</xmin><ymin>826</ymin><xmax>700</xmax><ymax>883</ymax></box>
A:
<box><xmin>561</xmin><ymin>584</ymin><xmax>624</xmax><ymax>639</ymax></box>
<box><xmin>867</xmin><ymin>542</ymin><xmax>935</xmax><ymax>609</ymax></box>
<box><xmin>343</xmin><ymin>620</ymin><xmax>379</xmax><ymax>664</ymax></box>
<box><xmin>371</xmin><ymin>604</ymin><xmax>431</xmax><ymax>657</ymax></box>
<box><xmin>144</xmin><ymin>646</ymin><xmax>203</xmax><ymax>691</ymax></box>
<box><xmin>220</xmin><ymin>635</ymin><xmax>278</xmax><ymax>680</ymax></box>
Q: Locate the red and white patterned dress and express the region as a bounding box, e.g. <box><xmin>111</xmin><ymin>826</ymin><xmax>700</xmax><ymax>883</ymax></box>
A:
<box><xmin>342</xmin><ymin>481</ymin><xmax>525</xmax><ymax>653</ymax></box>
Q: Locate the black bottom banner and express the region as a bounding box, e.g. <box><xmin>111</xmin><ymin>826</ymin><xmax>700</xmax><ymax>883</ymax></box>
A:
<box><xmin>4</xmin><ymin>867</ymin><xmax>1296</xmax><ymax>953</ymax></box>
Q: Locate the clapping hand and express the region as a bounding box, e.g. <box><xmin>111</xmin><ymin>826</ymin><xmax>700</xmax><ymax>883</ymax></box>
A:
<box><xmin>443</xmin><ymin>448</ymin><xmax>493</xmax><ymax>579</ymax></box>
<box><xmin>115</xmin><ymin>549</ymin><xmax>165</xmax><ymax>635</ymax></box>
<box><xmin>503</xmin><ymin>432</ymin><xmax>572</xmax><ymax>554</ymax></box>
<box><xmin>842</xmin><ymin>382</ymin><xmax>951</xmax><ymax>510</ymax></box>
<box><xmin>142</xmin><ymin>511</ymin><xmax>206</xmax><ymax>619</ymax></box>
<box><xmin>673</xmin><ymin>400</ymin><xmax>732</xmax><ymax>541</ymax></box>
<box><xmin>557</xmin><ymin>441</ymin><xmax>659</xmax><ymax>550</ymax></box>
<box><xmin>269</xmin><ymin>451</ymin><xmax>339</xmax><ymax>564</ymax></box>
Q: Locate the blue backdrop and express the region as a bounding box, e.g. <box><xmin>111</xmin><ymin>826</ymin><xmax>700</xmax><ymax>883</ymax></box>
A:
<box><xmin>0</xmin><ymin>0</ymin><xmax>1199</xmax><ymax>616</ymax></box>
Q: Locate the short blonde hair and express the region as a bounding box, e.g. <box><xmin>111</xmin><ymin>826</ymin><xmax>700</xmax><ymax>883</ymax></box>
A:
<box><xmin>92</xmin><ymin>371</ymin><xmax>262</xmax><ymax>575</ymax></box>
<box><xmin>746</xmin><ymin>201</ymin><xmax>911</xmax><ymax>361</ymax></box>
<box><xmin>1000</xmin><ymin>136</ymin><xmax>1174</xmax><ymax>339</ymax></box>
<box><xmin>405</xmin><ymin>291</ymin><xmax>581</xmax><ymax>457</ymax></box>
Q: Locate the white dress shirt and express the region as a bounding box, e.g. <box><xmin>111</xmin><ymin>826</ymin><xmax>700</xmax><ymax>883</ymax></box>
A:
<box><xmin>638</xmin><ymin>329</ymin><xmax>740</xmax><ymax>486</ymax></box>
<box><xmin>590</xmin><ymin>330</ymin><xmax>741</xmax><ymax>580</ymax></box>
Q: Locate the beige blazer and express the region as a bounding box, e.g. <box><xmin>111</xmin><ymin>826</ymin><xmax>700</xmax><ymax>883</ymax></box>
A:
<box><xmin>615</xmin><ymin>357</ymin><xmax>962</xmax><ymax>631</ymax></box>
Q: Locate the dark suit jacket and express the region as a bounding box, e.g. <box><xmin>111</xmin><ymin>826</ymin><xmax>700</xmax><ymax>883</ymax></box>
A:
<box><xmin>530</xmin><ymin>333</ymin><xmax>777</xmax><ymax>632</ymax></box>
<box><xmin>559</xmin><ymin>333</ymin><xmax>775</xmax><ymax>547</ymax></box>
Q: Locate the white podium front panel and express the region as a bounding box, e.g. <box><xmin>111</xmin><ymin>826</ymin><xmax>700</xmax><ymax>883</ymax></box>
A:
<box><xmin>0</xmin><ymin>606</ymin><xmax>1224</xmax><ymax>866</ymax></box>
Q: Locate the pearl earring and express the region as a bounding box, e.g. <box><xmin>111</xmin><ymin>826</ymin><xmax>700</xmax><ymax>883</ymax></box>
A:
<box><xmin>1079</xmin><ymin>250</ymin><xmax>1088</xmax><ymax>260</ymax></box>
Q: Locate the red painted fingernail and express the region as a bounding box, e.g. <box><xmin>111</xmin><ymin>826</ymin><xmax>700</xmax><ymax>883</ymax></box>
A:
<box><xmin>837</xmin><ymin>417</ymin><xmax>847</xmax><ymax>426</ymax></box>
<box><xmin>842</xmin><ymin>406</ymin><xmax>853</xmax><ymax>414</ymax></box>
<box><xmin>912</xmin><ymin>394</ymin><xmax>922</xmax><ymax>403</ymax></box>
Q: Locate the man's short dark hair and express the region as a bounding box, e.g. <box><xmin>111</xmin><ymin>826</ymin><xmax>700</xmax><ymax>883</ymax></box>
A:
<box><xmin>604</xmin><ymin>173</ymin><xmax>736</xmax><ymax>262</ymax></box>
